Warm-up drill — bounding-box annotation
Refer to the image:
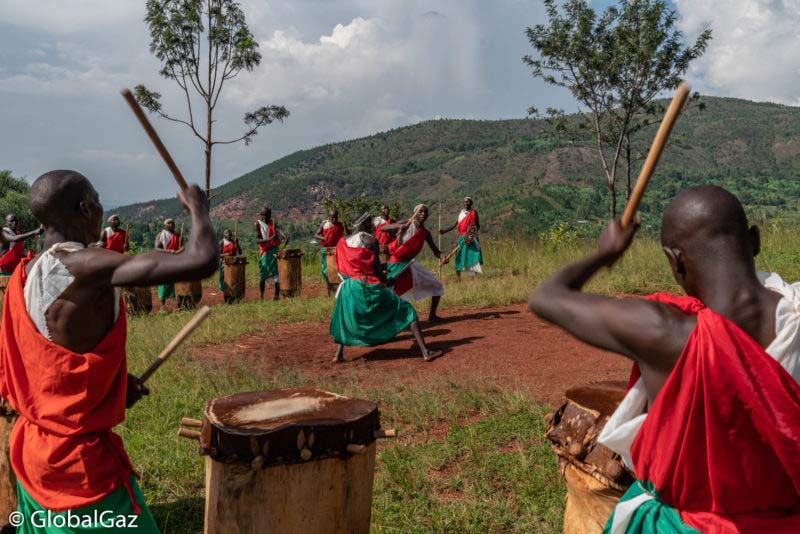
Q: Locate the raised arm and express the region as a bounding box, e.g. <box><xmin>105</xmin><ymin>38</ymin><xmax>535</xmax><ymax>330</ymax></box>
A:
<box><xmin>313</xmin><ymin>223</ymin><xmax>325</xmax><ymax>242</ymax></box>
<box><xmin>528</xmin><ymin>221</ymin><xmax>692</xmax><ymax>373</ymax></box>
<box><xmin>276</xmin><ymin>225</ymin><xmax>289</xmax><ymax>246</ymax></box>
<box><xmin>3</xmin><ymin>226</ymin><xmax>42</xmax><ymax>243</ymax></box>
<box><xmin>440</xmin><ymin>220</ymin><xmax>457</xmax><ymax>235</ymax></box>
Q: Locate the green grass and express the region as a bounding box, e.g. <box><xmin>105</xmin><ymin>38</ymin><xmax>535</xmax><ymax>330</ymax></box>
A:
<box><xmin>120</xmin><ymin>226</ymin><xmax>800</xmax><ymax>532</ymax></box>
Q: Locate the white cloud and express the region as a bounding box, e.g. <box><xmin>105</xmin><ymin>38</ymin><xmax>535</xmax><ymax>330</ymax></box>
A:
<box><xmin>1</xmin><ymin>0</ymin><xmax>143</xmax><ymax>34</ymax></box>
<box><xmin>79</xmin><ymin>149</ymin><xmax>152</xmax><ymax>164</ymax></box>
<box><xmin>675</xmin><ymin>0</ymin><xmax>800</xmax><ymax>105</ymax></box>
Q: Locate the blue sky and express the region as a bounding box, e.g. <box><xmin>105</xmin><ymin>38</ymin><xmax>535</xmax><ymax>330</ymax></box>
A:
<box><xmin>0</xmin><ymin>0</ymin><xmax>793</xmax><ymax>207</ymax></box>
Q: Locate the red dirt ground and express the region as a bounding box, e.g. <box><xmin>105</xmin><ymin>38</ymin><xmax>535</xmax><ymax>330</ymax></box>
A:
<box><xmin>187</xmin><ymin>302</ymin><xmax>631</xmax><ymax>407</ymax></box>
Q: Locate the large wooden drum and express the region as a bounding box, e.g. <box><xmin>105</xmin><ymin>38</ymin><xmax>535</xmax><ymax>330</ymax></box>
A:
<box><xmin>0</xmin><ymin>276</ymin><xmax>8</xmax><ymax>315</ymax></box>
<box><xmin>123</xmin><ymin>286</ymin><xmax>153</xmax><ymax>315</ymax></box>
<box><xmin>197</xmin><ymin>388</ymin><xmax>381</xmax><ymax>534</ymax></box>
<box><xmin>325</xmin><ymin>249</ymin><xmax>340</xmax><ymax>295</ymax></box>
<box><xmin>277</xmin><ymin>249</ymin><xmax>303</xmax><ymax>298</ymax></box>
<box><xmin>222</xmin><ymin>256</ymin><xmax>247</xmax><ymax>303</ymax></box>
<box><xmin>0</xmin><ymin>399</ymin><xmax>18</xmax><ymax>524</ymax></box>
<box><xmin>545</xmin><ymin>381</ymin><xmax>633</xmax><ymax>534</ymax></box>
<box><xmin>175</xmin><ymin>280</ymin><xmax>203</xmax><ymax>310</ymax></box>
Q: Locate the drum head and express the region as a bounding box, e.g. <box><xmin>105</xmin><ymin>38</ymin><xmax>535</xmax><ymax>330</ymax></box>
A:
<box><xmin>201</xmin><ymin>388</ymin><xmax>380</xmax><ymax>466</ymax></box>
<box><xmin>563</xmin><ymin>381</ymin><xmax>627</xmax><ymax>418</ymax></box>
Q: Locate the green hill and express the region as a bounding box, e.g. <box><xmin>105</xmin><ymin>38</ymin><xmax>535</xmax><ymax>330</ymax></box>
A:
<box><xmin>117</xmin><ymin>96</ymin><xmax>800</xmax><ymax>239</ymax></box>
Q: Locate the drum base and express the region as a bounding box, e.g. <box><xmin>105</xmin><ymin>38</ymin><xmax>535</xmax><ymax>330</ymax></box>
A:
<box><xmin>0</xmin><ymin>276</ymin><xmax>9</xmax><ymax>316</ymax></box>
<box><xmin>560</xmin><ymin>460</ymin><xmax>623</xmax><ymax>534</ymax></box>
<box><xmin>177</xmin><ymin>296</ymin><xmax>201</xmax><ymax>310</ymax></box>
<box><xmin>204</xmin><ymin>442</ymin><xmax>376</xmax><ymax>534</ymax></box>
<box><xmin>0</xmin><ymin>409</ymin><xmax>18</xmax><ymax>524</ymax></box>
<box><xmin>280</xmin><ymin>289</ymin><xmax>301</xmax><ymax>298</ymax></box>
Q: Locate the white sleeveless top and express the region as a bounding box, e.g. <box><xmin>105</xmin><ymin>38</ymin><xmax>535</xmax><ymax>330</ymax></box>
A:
<box><xmin>24</xmin><ymin>242</ymin><xmax>120</xmax><ymax>341</ymax></box>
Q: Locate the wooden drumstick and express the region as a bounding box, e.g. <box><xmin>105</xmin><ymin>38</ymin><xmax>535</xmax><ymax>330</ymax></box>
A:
<box><xmin>139</xmin><ymin>305</ymin><xmax>211</xmax><ymax>383</ymax></box>
<box><xmin>620</xmin><ymin>83</ymin><xmax>691</xmax><ymax>228</ymax></box>
<box><xmin>121</xmin><ymin>88</ymin><xmax>189</xmax><ymax>191</ymax></box>
<box><xmin>124</xmin><ymin>223</ymin><xmax>130</xmax><ymax>250</ymax></box>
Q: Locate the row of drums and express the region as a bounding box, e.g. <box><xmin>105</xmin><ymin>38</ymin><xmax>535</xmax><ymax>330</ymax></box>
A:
<box><xmin>122</xmin><ymin>250</ymin><xmax>308</xmax><ymax>313</ymax></box>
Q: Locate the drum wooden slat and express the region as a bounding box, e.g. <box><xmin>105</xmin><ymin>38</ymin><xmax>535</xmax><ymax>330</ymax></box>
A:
<box><xmin>0</xmin><ymin>403</ymin><xmax>17</xmax><ymax>524</ymax></box>
<box><xmin>175</xmin><ymin>280</ymin><xmax>203</xmax><ymax>310</ymax></box>
<box><xmin>123</xmin><ymin>286</ymin><xmax>153</xmax><ymax>315</ymax></box>
<box><xmin>0</xmin><ymin>276</ymin><xmax>9</xmax><ymax>315</ymax></box>
<box><xmin>223</xmin><ymin>257</ymin><xmax>247</xmax><ymax>303</ymax></box>
<box><xmin>325</xmin><ymin>250</ymin><xmax>340</xmax><ymax>286</ymax></box>
<box><xmin>198</xmin><ymin>388</ymin><xmax>380</xmax><ymax>534</ymax></box>
<box><xmin>277</xmin><ymin>249</ymin><xmax>303</xmax><ymax>298</ymax></box>
<box><xmin>545</xmin><ymin>381</ymin><xmax>632</xmax><ymax>534</ymax></box>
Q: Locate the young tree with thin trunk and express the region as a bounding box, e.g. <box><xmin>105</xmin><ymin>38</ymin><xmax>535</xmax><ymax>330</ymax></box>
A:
<box><xmin>135</xmin><ymin>0</ymin><xmax>289</xmax><ymax>196</ymax></box>
<box><xmin>524</xmin><ymin>0</ymin><xmax>711</xmax><ymax>218</ymax></box>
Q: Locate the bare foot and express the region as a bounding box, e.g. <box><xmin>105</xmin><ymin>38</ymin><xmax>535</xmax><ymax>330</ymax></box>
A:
<box><xmin>422</xmin><ymin>349</ymin><xmax>442</xmax><ymax>362</ymax></box>
<box><xmin>332</xmin><ymin>355</ymin><xmax>345</xmax><ymax>364</ymax></box>
<box><xmin>427</xmin><ymin>315</ymin><xmax>443</xmax><ymax>324</ymax></box>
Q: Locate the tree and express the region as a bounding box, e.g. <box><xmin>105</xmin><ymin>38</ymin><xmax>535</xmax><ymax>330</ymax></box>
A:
<box><xmin>524</xmin><ymin>0</ymin><xmax>711</xmax><ymax>217</ymax></box>
<box><xmin>0</xmin><ymin>171</ymin><xmax>37</xmax><ymax>231</ymax></box>
<box><xmin>135</xmin><ymin>0</ymin><xmax>290</xmax><ymax>196</ymax></box>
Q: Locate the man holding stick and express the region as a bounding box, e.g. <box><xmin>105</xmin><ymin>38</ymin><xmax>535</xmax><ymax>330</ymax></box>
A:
<box><xmin>101</xmin><ymin>214</ymin><xmax>129</xmax><ymax>254</ymax></box>
<box><xmin>440</xmin><ymin>196</ymin><xmax>482</xmax><ymax>278</ymax></box>
<box><xmin>255</xmin><ymin>207</ymin><xmax>287</xmax><ymax>301</ymax></box>
<box><xmin>0</xmin><ymin>170</ymin><xmax>218</xmax><ymax>532</ymax></box>
<box><xmin>530</xmin><ymin>186</ymin><xmax>800</xmax><ymax>532</ymax></box>
<box><xmin>381</xmin><ymin>205</ymin><xmax>445</xmax><ymax>322</ymax></box>
<box><xmin>1</xmin><ymin>215</ymin><xmax>42</xmax><ymax>275</ymax></box>
<box><xmin>330</xmin><ymin>213</ymin><xmax>442</xmax><ymax>363</ymax></box>
<box><xmin>154</xmin><ymin>218</ymin><xmax>182</xmax><ymax>310</ymax></box>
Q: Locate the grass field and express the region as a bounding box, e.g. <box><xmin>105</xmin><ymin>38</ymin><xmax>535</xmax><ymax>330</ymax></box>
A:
<box><xmin>123</xmin><ymin>227</ymin><xmax>800</xmax><ymax>532</ymax></box>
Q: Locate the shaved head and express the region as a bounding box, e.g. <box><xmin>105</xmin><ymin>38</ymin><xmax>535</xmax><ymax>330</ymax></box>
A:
<box><xmin>661</xmin><ymin>186</ymin><xmax>758</xmax><ymax>296</ymax></box>
<box><xmin>662</xmin><ymin>185</ymin><xmax>750</xmax><ymax>253</ymax></box>
<box><xmin>29</xmin><ymin>170</ymin><xmax>103</xmax><ymax>242</ymax></box>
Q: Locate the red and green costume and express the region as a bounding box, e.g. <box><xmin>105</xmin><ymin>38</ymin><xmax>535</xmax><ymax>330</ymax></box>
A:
<box><xmin>320</xmin><ymin>222</ymin><xmax>344</xmax><ymax>280</ymax></box>
<box><xmin>0</xmin><ymin>260</ymin><xmax>157</xmax><ymax>532</ymax></box>
<box><xmin>374</xmin><ymin>217</ymin><xmax>395</xmax><ymax>246</ymax></box>
<box><xmin>102</xmin><ymin>228</ymin><xmax>127</xmax><ymax>254</ymax></box>
<box><xmin>603</xmin><ymin>293</ymin><xmax>800</xmax><ymax>533</ymax></box>
<box><xmin>156</xmin><ymin>231</ymin><xmax>181</xmax><ymax>301</ymax></box>
<box><xmin>454</xmin><ymin>209</ymin><xmax>482</xmax><ymax>274</ymax></box>
<box><xmin>385</xmin><ymin>224</ymin><xmax>427</xmax><ymax>296</ymax></box>
<box><xmin>329</xmin><ymin>236</ymin><xmax>417</xmax><ymax>346</ymax></box>
<box><xmin>218</xmin><ymin>240</ymin><xmax>238</xmax><ymax>291</ymax></box>
<box><xmin>257</xmin><ymin>220</ymin><xmax>281</xmax><ymax>283</ymax></box>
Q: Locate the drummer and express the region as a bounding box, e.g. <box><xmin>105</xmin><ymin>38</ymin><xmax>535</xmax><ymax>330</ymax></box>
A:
<box><xmin>373</xmin><ymin>204</ymin><xmax>396</xmax><ymax>260</ymax></box>
<box><xmin>1</xmin><ymin>214</ymin><xmax>43</xmax><ymax>275</ymax></box>
<box><xmin>440</xmin><ymin>196</ymin><xmax>482</xmax><ymax>278</ymax></box>
<box><xmin>255</xmin><ymin>207</ymin><xmax>288</xmax><ymax>301</ymax></box>
<box><xmin>154</xmin><ymin>217</ymin><xmax>182</xmax><ymax>311</ymax></box>
<box><xmin>218</xmin><ymin>228</ymin><xmax>242</xmax><ymax>292</ymax></box>
<box><xmin>529</xmin><ymin>185</ymin><xmax>800</xmax><ymax>532</ymax></box>
<box><xmin>100</xmin><ymin>214</ymin><xmax>129</xmax><ymax>254</ymax></box>
<box><xmin>330</xmin><ymin>212</ymin><xmax>442</xmax><ymax>363</ymax></box>
<box><xmin>0</xmin><ymin>170</ymin><xmax>218</xmax><ymax>531</ymax></box>
<box><xmin>314</xmin><ymin>210</ymin><xmax>346</xmax><ymax>284</ymax></box>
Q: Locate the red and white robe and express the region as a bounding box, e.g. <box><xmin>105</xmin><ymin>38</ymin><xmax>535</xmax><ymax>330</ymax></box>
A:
<box><xmin>0</xmin><ymin>230</ymin><xmax>26</xmax><ymax>274</ymax></box>
<box><xmin>599</xmin><ymin>273</ymin><xmax>800</xmax><ymax>533</ymax></box>
<box><xmin>388</xmin><ymin>222</ymin><xmax>444</xmax><ymax>301</ymax></box>
<box><xmin>457</xmin><ymin>209</ymin><xmax>482</xmax><ymax>274</ymax></box>
<box><xmin>373</xmin><ymin>216</ymin><xmax>396</xmax><ymax>246</ymax></box>
<box><xmin>102</xmin><ymin>227</ymin><xmax>127</xmax><ymax>254</ymax></box>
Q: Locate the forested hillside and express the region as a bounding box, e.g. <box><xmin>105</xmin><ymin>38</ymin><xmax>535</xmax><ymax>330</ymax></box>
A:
<box><xmin>116</xmin><ymin>96</ymin><xmax>800</xmax><ymax>241</ymax></box>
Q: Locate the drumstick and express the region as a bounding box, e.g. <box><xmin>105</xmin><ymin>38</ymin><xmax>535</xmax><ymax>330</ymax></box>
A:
<box><xmin>178</xmin><ymin>222</ymin><xmax>185</xmax><ymax>250</ymax></box>
<box><xmin>121</xmin><ymin>88</ymin><xmax>189</xmax><ymax>191</ymax></box>
<box><xmin>437</xmin><ymin>202</ymin><xmax>442</xmax><ymax>280</ymax></box>
<box><xmin>620</xmin><ymin>83</ymin><xmax>691</xmax><ymax>228</ymax></box>
<box><xmin>124</xmin><ymin>223</ymin><xmax>130</xmax><ymax>250</ymax></box>
<box><xmin>139</xmin><ymin>305</ymin><xmax>211</xmax><ymax>383</ymax></box>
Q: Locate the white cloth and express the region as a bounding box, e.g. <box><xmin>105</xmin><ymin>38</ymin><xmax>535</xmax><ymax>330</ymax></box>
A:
<box><xmin>322</xmin><ymin>220</ymin><xmax>333</xmax><ymax>231</ymax></box>
<box><xmin>103</xmin><ymin>227</ymin><xmax>116</xmax><ymax>239</ymax></box>
<box><xmin>600</xmin><ymin>272</ymin><xmax>800</xmax><ymax>533</ymax></box>
<box><xmin>345</xmin><ymin>232</ymin><xmax>371</xmax><ymax>249</ymax></box>
<box><xmin>159</xmin><ymin>229</ymin><xmax>175</xmax><ymax>249</ymax></box>
<box><xmin>373</xmin><ymin>216</ymin><xmax>388</xmax><ymax>227</ymax></box>
<box><xmin>23</xmin><ymin>242</ymin><xmax>120</xmax><ymax>340</ymax></box>
<box><xmin>257</xmin><ymin>220</ymin><xmax>276</xmax><ymax>241</ymax></box>
<box><xmin>395</xmin><ymin>222</ymin><xmax>444</xmax><ymax>301</ymax></box>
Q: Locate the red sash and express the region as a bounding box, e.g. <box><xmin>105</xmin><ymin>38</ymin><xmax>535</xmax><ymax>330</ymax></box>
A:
<box><xmin>163</xmin><ymin>231</ymin><xmax>181</xmax><ymax>252</ymax></box>
<box><xmin>0</xmin><ymin>240</ymin><xmax>25</xmax><ymax>273</ymax></box>
<box><xmin>388</xmin><ymin>225</ymin><xmax>427</xmax><ymax>263</ymax></box>
<box><xmin>630</xmin><ymin>293</ymin><xmax>800</xmax><ymax>532</ymax></box>
<box><xmin>322</xmin><ymin>222</ymin><xmax>344</xmax><ymax>248</ymax></box>
<box><xmin>105</xmin><ymin>230</ymin><xmax>127</xmax><ymax>254</ymax></box>
<box><xmin>374</xmin><ymin>218</ymin><xmax>395</xmax><ymax>245</ymax></box>
<box><xmin>221</xmin><ymin>241</ymin><xmax>237</xmax><ymax>256</ymax></box>
<box><xmin>0</xmin><ymin>259</ymin><xmax>135</xmax><ymax>511</ymax></box>
<box><xmin>257</xmin><ymin>221</ymin><xmax>280</xmax><ymax>255</ymax></box>
<box><xmin>335</xmin><ymin>239</ymin><xmax>380</xmax><ymax>285</ymax></box>
<box><xmin>457</xmin><ymin>210</ymin><xmax>477</xmax><ymax>236</ymax></box>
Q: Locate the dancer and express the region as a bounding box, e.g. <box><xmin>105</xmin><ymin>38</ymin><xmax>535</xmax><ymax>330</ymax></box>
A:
<box><xmin>255</xmin><ymin>207</ymin><xmax>287</xmax><ymax>300</ymax></box>
<box><xmin>440</xmin><ymin>196</ymin><xmax>482</xmax><ymax>277</ymax></box>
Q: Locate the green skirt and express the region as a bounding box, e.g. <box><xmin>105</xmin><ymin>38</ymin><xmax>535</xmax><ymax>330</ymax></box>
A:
<box><xmin>156</xmin><ymin>284</ymin><xmax>174</xmax><ymax>301</ymax></box>
<box><xmin>320</xmin><ymin>248</ymin><xmax>328</xmax><ymax>280</ymax></box>
<box><xmin>604</xmin><ymin>480</ymin><xmax>699</xmax><ymax>534</ymax></box>
<box><xmin>259</xmin><ymin>247</ymin><xmax>278</xmax><ymax>282</ymax></box>
<box><xmin>454</xmin><ymin>235</ymin><xmax>483</xmax><ymax>272</ymax></box>
<box><xmin>218</xmin><ymin>263</ymin><xmax>225</xmax><ymax>291</ymax></box>
<box><xmin>15</xmin><ymin>476</ymin><xmax>159</xmax><ymax>533</ymax></box>
<box><xmin>384</xmin><ymin>261</ymin><xmax>411</xmax><ymax>280</ymax></box>
<box><xmin>330</xmin><ymin>277</ymin><xmax>417</xmax><ymax>346</ymax></box>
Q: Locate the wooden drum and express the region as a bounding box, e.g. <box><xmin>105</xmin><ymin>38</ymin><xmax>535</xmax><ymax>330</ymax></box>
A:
<box><xmin>0</xmin><ymin>399</ymin><xmax>18</xmax><ymax>523</ymax></box>
<box><xmin>123</xmin><ymin>286</ymin><xmax>153</xmax><ymax>315</ymax></box>
<box><xmin>0</xmin><ymin>276</ymin><xmax>8</xmax><ymax>315</ymax></box>
<box><xmin>175</xmin><ymin>280</ymin><xmax>203</xmax><ymax>310</ymax></box>
<box><xmin>325</xmin><ymin>249</ymin><xmax>340</xmax><ymax>296</ymax></box>
<box><xmin>223</xmin><ymin>256</ymin><xmax>247</xmax><ymax>303</ymax></box>
<box><xmin>195</xmin><ymin>388</ymin><xmax>382</xmax><ymax>534</ymax></box>
<box><xmin>545</xmin><ymin>381</ymin><xmax>633</xmax><ymax>534</ymax></box>
<box><xmin>277</xmin><ymin>249</ymin><xmax>303</xmax><ymax>298</ymax></box>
